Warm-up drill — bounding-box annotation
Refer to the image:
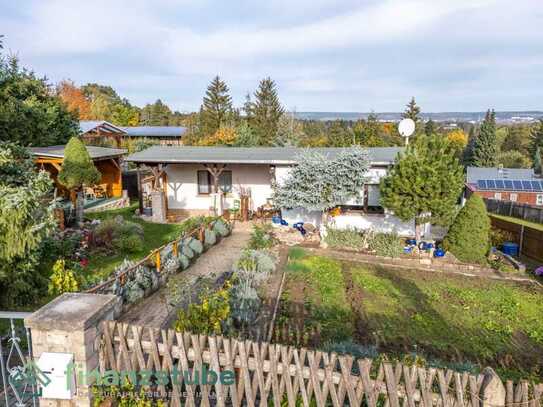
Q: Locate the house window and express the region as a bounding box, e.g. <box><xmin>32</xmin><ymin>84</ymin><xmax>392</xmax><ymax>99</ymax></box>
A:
<box><xmin>494</xmin><ymin>192</ymin><xmax>502</xmax><ymax>200</ymax></box>
<box><xmin>537</xmin><ymin>194</ymin><xmax>543</xmax><ymax>206</ymax></box>
<box><xmin>197</xmin><ymin>170</ymin><xmax>211</xmax><ymax>194</ymax></box>
<box><xmin>197</xmin><ymin>170</ymin><xmax>232</xmax><ymax>194</ymax></box>
<box><xmin>510</xmin><ymin>193</ymin><xmax>518</xmax><ymax>202</ymax></box>
<box><xmin>219</xmin><ymin>171</ymin><xmax>232</xmax><ymax>193</ymax></box>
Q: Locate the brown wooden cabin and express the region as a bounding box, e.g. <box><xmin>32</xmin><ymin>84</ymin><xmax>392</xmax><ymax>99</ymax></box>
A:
<box><xmin>29</xmin><ymin>145</ymin><xmax>127</xmax><ymax>200</ymax></box>
<box><xmin>79</xmin><ymin>121</ymin><xmax>127</xmax><ymax>147</ymax></box>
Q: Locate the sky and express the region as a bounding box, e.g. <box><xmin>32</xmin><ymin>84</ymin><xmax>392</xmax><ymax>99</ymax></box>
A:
<box><xmin>1</xmin><ymin>0</ymin><xmax>542</xmax><ymax>113</ymax></box>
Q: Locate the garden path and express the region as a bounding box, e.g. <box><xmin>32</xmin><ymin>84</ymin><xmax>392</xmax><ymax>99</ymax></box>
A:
<box><xmin>118</xmin><ymin>222</ymin><xmax>253</xmax><ymax>329</ymax></box>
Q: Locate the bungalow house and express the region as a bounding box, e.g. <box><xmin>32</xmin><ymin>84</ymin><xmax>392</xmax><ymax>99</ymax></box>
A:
<box><xmin>125</xmin><ymin>146</ymin><xmax>420</xmax><ymax>236</ymax></box>
<box><xmin>80</xmin><ymin>121</ymin><xmax>126</xmax><ymax>147</ymax></box>
<box><xmin>465</xmin><ymin>167</ymin><xmax>543</xmax><ymax>206</ymax></box>
<box><xmin>79</xmin><ymin>121</ymin><xmax>187</xmax><ymax>147</ymax></box>
<box><xmin>30</xmin><ymin>145</ymin><xmax>126</xmax><ymax>200</ymax></box>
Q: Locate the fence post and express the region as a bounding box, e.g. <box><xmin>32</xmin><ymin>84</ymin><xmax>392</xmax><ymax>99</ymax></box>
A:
<box><xmin>480</xmin><ymin>367</ymin><xmax>506</xmax><ymax>407</ymax></box>
<box><xmin>25</xmin><ymin>293</ymin><xmax>121</xmax><ymax>407</ymax></box>
<box><xmin>519</xmin><ymin>225</ymin><xmax>524</xmax><ymax>256</ymax></box>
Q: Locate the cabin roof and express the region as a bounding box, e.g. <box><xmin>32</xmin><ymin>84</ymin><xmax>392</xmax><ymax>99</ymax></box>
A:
<box><xmin>125</xmin><ymin>146</ymin><xmax>403</xmax><ymax>165</ymax></box>
<box><xmin>120</xmin><ymin>126</ymin><xmax>188</xmax><ymax>137</ymax></box>
<box><xmin>29</xmin><ymin>145</ymin><xmax>127</xmax><ymax>160</ymax></box>
<box><xmin>79</xmin><ymin>121</ymin><xmax>127</xmax><ymax>135</ymax></box>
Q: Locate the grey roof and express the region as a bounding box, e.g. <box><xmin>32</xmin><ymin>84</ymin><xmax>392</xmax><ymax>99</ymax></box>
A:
<box><xmin>125</xmin><ymin>146</ymin><xmax>403</xmax><ymax>165</ymax></box>
<box><xmin>29</xmin><ymin>145</ymin><xmax>127</xmax><ymax>160</ymax></box>
<box><xmin>79</xmin><ymin>121</ymin><xmax>126</xmax><ymax>135</ymax></box>
<box><xmin>120</xmin><ymin>126</ymin><xmax>187</xmax><ymax>137</ymax></box>
<box><xmin>466</xmin><ymin>166</ymin><xmax>535</xmax><ymax>184</ymax></box>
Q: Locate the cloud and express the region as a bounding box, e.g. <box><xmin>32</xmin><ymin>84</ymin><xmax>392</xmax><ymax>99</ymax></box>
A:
<box><xmin>0</xmin><ymin>0</ymin><xmax>542</xmax><ymax>111</ymax></box>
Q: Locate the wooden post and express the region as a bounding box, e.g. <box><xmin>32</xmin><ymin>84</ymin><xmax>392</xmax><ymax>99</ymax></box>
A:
<box><xmin>519</xmin><ymin>225</ymin><xmax>524</xmax><ymax>256</ymax></box>
<box><xmin>137</xmin><ymin>165</ymin><xmax>143</xmax><ymax>215</ymax></box>
<box><xmin>363</xmin><ymin>184</ymin><xmax>369</xmax><ymax>213</ymax></box>
<box><xmin>156</xmin><ymin>251</ymin><xmax>161</xmax><ymax>273</ymax></box>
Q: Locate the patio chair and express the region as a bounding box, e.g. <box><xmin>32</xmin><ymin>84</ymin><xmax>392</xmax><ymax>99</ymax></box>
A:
<box><xmin>84</xmin><ymin>187</ymin><xmax>96</xmax><ymax>201</ymax></box>
<box><xmin>230</xmin><ymin>199</ymin><xmax>241</xmax><ymax>221</ymax></box>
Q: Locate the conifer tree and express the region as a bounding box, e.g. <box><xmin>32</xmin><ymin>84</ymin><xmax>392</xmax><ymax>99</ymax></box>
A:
<box><xmin>250</xmin><ymin>78</ymin><xmax>284</xmax><ymax>145</ymax></box>
<box><xmin>200</xmin><ymin>76</ymin><xmax>233</xmax><ymax>136</ymax></box>
<box><xmin>534</xmin><ymin>146</ymin><xmax>542</xmax><ymax>175</ymax></box>
<box><xmin>380</xmin><ymin>134</ymin><xmax>464</xmax><ymax>240</ymax></box>
<box><xmin>58</xmin><ymin>137</ymin><xmax>101</xmax><ymax>223</ymax></box>
<box><xmin>530</xmin><ymin>119</ymin><xmax>543</xmax><ymax>163</ymax></box>
<box><xmin>273</xmin><ymin>146</ymin><xmax>370</xmax><ymax>223</ymax></box>
<box><xmin>471</xmin><ymin>109</ymin><xmax>498</xmax><ymax>167</ymax></box>
<box><xmin>443</xmin><ymin>194</ymin><xmax>490</xmax><ymax>264</ymax></box>
<box><xmin>424</xmin><ymin>119</ymin><xmax>436</xmax><ymax>136</ymax></box>
<box><xmin>402</xmin><ymin>97</ymin><xmax>421</xmax><ymax>122</ymax></box>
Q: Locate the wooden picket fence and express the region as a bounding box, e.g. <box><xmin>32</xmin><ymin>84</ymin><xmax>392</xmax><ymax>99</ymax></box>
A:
<box><xmin>97</xmin><ymin>321</ymin><xmax>543</xmax><ymax>407</ymax></box>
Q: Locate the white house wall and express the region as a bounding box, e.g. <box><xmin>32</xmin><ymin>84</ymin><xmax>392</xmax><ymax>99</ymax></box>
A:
<box><xmin>165</xmin><ymin>163</ymin><xmax>274</xmax><ymax>211</ymax></box>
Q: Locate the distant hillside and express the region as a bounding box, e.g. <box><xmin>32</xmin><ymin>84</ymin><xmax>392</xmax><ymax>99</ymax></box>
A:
<box><xmin>294</xmin><ymin>111</ymin><xmax>543</xmax><ymax>123</ymax></box>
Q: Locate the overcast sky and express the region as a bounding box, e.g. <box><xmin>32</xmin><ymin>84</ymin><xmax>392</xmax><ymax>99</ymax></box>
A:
<box><xmin>1</xmin><ymin>0</ymin><xmax>542</xmax><ymax>113</ymax></box>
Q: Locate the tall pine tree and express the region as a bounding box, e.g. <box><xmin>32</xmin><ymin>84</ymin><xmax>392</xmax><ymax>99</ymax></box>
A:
<box><xmin>200</xmin><ymin>76</ymin><xmax>233</xmax><ymax>136</ymax></box>
<box><xmin>380</xmin><ymin>134</ymin><xmax>464</xmax><ymax>240</ymax></box>
<box><xmin>402</xmin><ymin>97</ymin><xmax>421</xmax><ymax>122</ymax></box>
<box><xmin>471</xmin><ymin>109</ymin><xmax>498</xmax><ymax>167</ymax></box>
<box><xmin>250</xmin><ymin>78</ymin><xmax>284</xmax><ymax>145</ymax></box>
<box><xmin>530</xmin><ymin>119</ymin><xmax>543</xmax><ymax>163</ymax></box>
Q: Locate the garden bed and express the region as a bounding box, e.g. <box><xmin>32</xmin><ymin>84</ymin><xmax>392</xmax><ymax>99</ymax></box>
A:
<box><xmin>273</xmin><ymin>248</ymin><xmax>543</xmax><ymax>381</ymax></box>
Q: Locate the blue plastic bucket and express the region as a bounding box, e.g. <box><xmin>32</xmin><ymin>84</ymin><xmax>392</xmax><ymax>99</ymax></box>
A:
<box><xmin>502</xmin><ymin>242</ymin><xmax>519</xmax><ymax>256</ymax></box>
<box><xmin>434</xmin><ymin>248</ymin><xmax>445</xmax><ymax>258</ymax></box>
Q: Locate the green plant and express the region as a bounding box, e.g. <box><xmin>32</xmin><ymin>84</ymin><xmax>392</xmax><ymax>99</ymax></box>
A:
<box><xmin>212</xmin><ymin>218</ymin><xmax>231</xmax><ymax>237</ymax></box>
<box><xmin>443</xmin><ymin>195</ymin><xmax>491</xmax><ymax>264</ymax></box>
<box><xmin>92</xmin><ymin>216</ymin><xmax>144</xmax><ymax>254</ymax></box>
<box><xmin>324</xmin><ymin>227</ymin><xmax>367</xmax><ymax>250</ymax></box>
<box><xmin>248</xmin><ymin>224</ymin><xmax>277</xmax><ymax>249</ymax></box>
<box><xmin>204</xmin><ymin>228</ymin><xmax>217</xmax><ymax>248</ymax></box>
<box><xmin>187</xmin><ymin>237</ymin><xmax>204</xmax><ymax>254</ymax></box>
<box><xmin>174</xmin><ymin>286</ymin><xmax>231</xmax><ymax>335</ymax></box>
<box><xmin>489</xmin><ymin>227</ymin><xmax>515</xmax><ymax>248</ymax></box>
<box><xmin>369</xmin><ymin>232</ymin><xmax>403</xmax><ymax>257</ymax></box>
<box><xmin>230</xmin><ymin>278</ymin><xmax>261</xmax><ymax>327</ymax></box>
<box><xmin>48</xmin><ymin>259</ymin><xmax>79</xmax><ymax>295</ymax></box>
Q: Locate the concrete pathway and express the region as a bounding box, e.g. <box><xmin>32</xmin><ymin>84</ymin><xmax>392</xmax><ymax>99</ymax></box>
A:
<box><xmin>119</xmin><ymin>222</ymin><xmax>253</xmax><ymax>328</ymax></box>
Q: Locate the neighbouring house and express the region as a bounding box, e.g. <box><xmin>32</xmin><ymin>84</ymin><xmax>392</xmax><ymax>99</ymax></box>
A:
<box><xmin>125</xmin><ymin>146</ymin><xmax>426</xmax><ymax>236</ymax></box>
<box><xmin>120</xmin><ymin>126</ymin><xmax>187</xmax><ymax>145</ymax></box>
<box><xmin>465</xmin><ymin>166</ymin><xmax>543</xmax><ymax>206</ymax></box>
<box><xmin>30</xmin><ymin>145</ymin><xmax>127</xmax><ymax>200</ymax></box>
<box><xmin>80</xmin><ymin>120</ymin><xmax>126</xmax><ymax>147</ymax></box>
<box><xmin>79</xmin><ymin>121</ymin><xmax>187</xmax><ymax>147</ymax></box>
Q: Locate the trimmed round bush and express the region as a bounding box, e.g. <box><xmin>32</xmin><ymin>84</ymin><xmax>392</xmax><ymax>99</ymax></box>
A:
<box><xmin>204</xmin><ymin>229</ymin><xmax>217</xmax><ymax>248</ymax></box>
<box><xmin>213</xmin><ymin>219</ymin><xmax>230</xmax><ymax>237</ymax></box>
<box><xmin>188</xmin><ymin>237</ymin><xmax>203</xmax><ymax>255</ymax></box>
<box><xmin>443</xmin><ymin>194</ymin><xmax>490</xmax><ymax>264</ymax></box>
<box><xmin>178</xmin><ymin>254</ymin><xmax>190</xmax><ymax>270</ymax></box>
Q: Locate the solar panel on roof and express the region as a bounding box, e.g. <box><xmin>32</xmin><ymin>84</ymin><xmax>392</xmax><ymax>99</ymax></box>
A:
<box><xmin>477</xmin><ymin>180</ymin><xmax>487</xmax><ymax>189</ymax></box>
<box><xmin>495</xmin><ymin>180</ymin><xmax>505</xmax><ymax>189</ymax></box>
<box><xmin>513</xmin><ymin>180</ymin><xmax>523</xmax><ymax>190</ymax></box>
<box><xmin>486</xmin><ymin>179</ymin><xmax>496</xmax><ymax>189</ymax></box>
<box><xmin>532</xmin><ymin>180</ymin><xmax>543</xmax><ymax>191</ymax></box>
<box><xmin>522</xmin><ymin>180</ymin><xmax>533</xmax><ymax>190</ymax></box>
<box><xmin>504</xmin><ymin>180</ymin><xmax>513</xmax><ymax>190</ymax></box>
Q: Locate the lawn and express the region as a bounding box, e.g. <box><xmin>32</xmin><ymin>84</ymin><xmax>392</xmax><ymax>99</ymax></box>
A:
<box><xmin>276</xmin><ymin>248</ymin><xmax>543</xmax><ymax>381</ymax></box>
<box><xmin>86</xmin><ymin>204</ymin><xmax>187</xmax><ymax>278</ymax></box>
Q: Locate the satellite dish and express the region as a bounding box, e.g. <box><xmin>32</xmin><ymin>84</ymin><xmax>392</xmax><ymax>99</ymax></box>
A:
<box><xmin>398</xmin><ymin>118</ymin><xmax>415</xmax><ymax>145</ymax></box>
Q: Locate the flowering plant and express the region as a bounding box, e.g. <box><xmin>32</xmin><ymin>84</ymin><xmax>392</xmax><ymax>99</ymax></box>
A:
<box><xmin>535</xmin><ymin>266</ymin><xmax>543</xmax><ymax>277</ymax></box>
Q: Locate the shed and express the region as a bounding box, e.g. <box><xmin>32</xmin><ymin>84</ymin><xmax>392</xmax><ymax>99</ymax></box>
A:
<box><xmin>29</xmin><ymin>145</ymin><xmax>127</xmax><ymax>199</ymax></box>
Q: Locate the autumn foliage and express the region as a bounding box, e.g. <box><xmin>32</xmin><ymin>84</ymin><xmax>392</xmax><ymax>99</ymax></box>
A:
<box><xmin>197</xmin><ymin>127</ymin><xmax>237</xmax><ymax>146</ymax></box>
<box><xmin>57</xmin><ymin>80</ymin><xmax>91</xmax><ymax>120</ymax></box>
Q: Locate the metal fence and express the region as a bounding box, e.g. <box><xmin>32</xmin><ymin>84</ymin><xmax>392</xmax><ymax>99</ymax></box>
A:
<box><xmin>0</xmin><ymin>312</ymin><xmax>34</xmax><ymax>407</ymax></box>
<box><xmin>484</xmin><ymin>198</ymin><xmax>543</xmax><ymax>224</ymax></box>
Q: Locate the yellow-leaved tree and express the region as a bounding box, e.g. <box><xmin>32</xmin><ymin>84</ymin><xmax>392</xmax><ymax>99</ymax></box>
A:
<box><xmin>197</xmin><ymin>127</ymin><xmax>238</xmax><ymax>146</ymax></box>
<box><xmin>447</xmin><ymin>129</ymin><xmax>468</xmax><ymax>157</ymax></box>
